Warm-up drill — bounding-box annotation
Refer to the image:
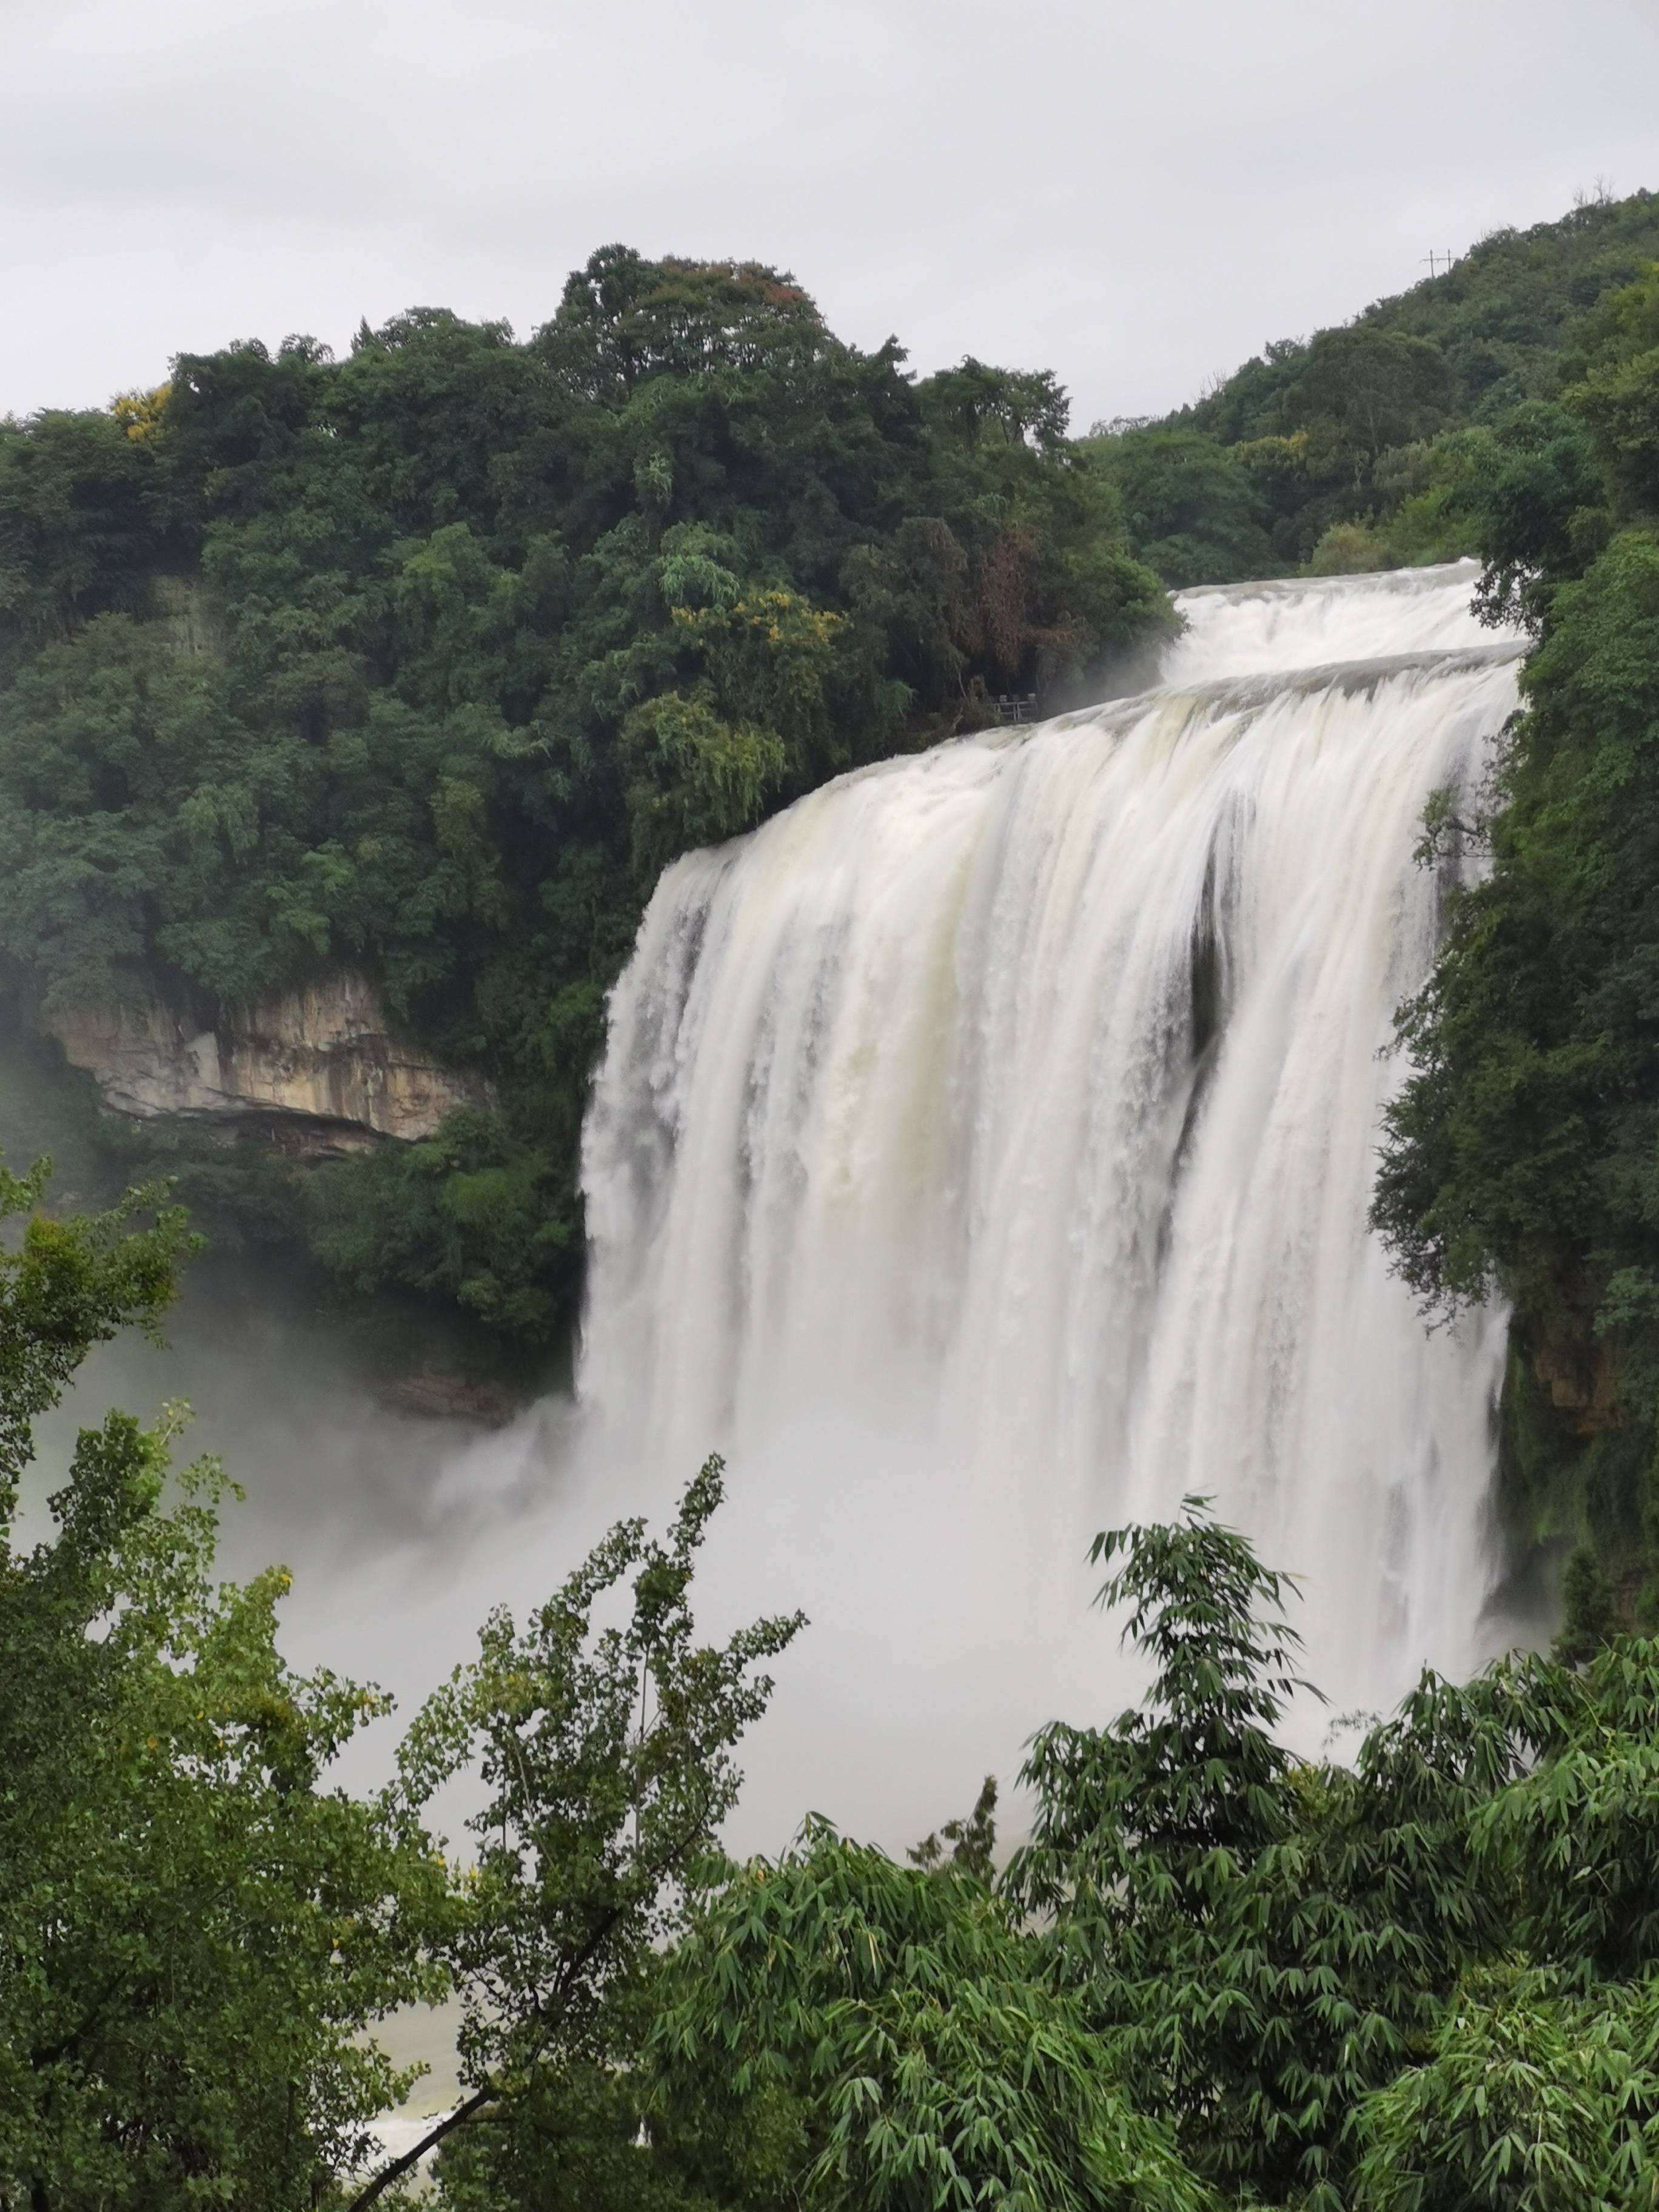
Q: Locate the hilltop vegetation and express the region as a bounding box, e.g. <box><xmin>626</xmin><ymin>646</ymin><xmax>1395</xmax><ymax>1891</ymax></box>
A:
<box><xmin>0</xmin><ymin>252</ymin><xmax>1167</xmax><ymax>1336</ymax></box>
<box><xmin>1090</xmin><ymin>186</ymin><xmax>1659</xmax><ymax>584</ymax></box>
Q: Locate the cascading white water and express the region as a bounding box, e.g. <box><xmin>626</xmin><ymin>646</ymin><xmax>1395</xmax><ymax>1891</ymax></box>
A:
<box><xmin>579</xmin><ymin>560</ymin><xmax>1521</xmax><ymax>1753</ymax></box>
<box><xmin>1161</xmin><ymin>557</ymin><xmax>1493</xmax><ymax>680</ymax></box>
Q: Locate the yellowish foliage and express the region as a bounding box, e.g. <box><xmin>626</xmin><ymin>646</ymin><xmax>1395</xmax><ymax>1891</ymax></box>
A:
<box><xmin>110</xmin><ymin>384</ymin><xmax>172</xmax><ymax>444</ymax></box>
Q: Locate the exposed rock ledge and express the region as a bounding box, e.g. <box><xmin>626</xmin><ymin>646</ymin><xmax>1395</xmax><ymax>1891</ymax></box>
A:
<box><xmin>45</xmin><ymin>972</ymin><xmax>491</xmax><ymax>1156</ymax></box>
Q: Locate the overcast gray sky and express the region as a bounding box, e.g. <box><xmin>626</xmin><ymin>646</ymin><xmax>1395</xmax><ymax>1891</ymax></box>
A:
<box><xmin>4</xmin><ymin>0</ymin><xmax>1655</xmax><ymax>431</ymax></box>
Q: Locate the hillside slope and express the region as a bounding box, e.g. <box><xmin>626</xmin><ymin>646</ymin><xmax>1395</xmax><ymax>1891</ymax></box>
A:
<box><xmin>1090</xmin><ymin>186</ymin><xmax>1659</xmax><ymax>584</ymax></box>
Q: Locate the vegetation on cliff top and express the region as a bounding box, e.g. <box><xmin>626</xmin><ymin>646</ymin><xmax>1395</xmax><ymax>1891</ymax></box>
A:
<box><xmin>1090</xmin><ymin>185</ymin><xmax>1659</xmax><ymax>584</ymax></box>
<box><xmin>0</xmin><ymin>251</ymin><xmax>1169</xmax><ymax>1335</ymax></box>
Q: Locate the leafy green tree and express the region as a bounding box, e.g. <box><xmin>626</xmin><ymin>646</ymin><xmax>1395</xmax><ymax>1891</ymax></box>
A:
<box><xmin>1353</xmin><ymin>1968</ymin><xmax>1659</xmax><ymax>2211</ymax></box>
<box><xmin>1084</xmin><ymin>426</ymin><xmax>1276</xmax><ymax>585</ymax></box>
<box><xmin>0</xmin><ymin>408</ymin><xmax>159</xmax><ymax>672</ymax></box>
<box><xmin>307</xmin><ymin>1109</ymin><xmax>570</xmax><ymax>1339</ymax></box>
<box><xmin>640</xmin><ymin>1495</ymin><xmax>1659</xmax><ymax>2211</ymax></box>
<box><xmin>651</xmin><ymin>1823</ymin><xmax>1209</xmax><ymax>2212</ymax></box>
<box><xmin>0</xmin><ymin>1156</ymin><xmax>448</xmax><ymax>2208</ymax></box>
<box><xmin>1290</xmin><ymin>327</ymin><xmax>1454</xmax><ymax>486</ymax></box>
<box><xmin>1002</xmin><ymin>1503</ymin><xmax>1490</xmax><ymax>2205</ymax></box>
<box><xmin>1471</xmin><ymin>1637</ymin><xmax>1659</xmax><ymax>1983</ymax></box>
<box><xmin>918</xmin><ymin>358</ymin><xmax>1071</xmax><ymax>451</ymax></box>
<box><xmin>432</xmin><ymin>2040</ymin><xmax>774</xmax><ymax>2212</ymax></box>
<box><xmin>0</xmin><ymin>1148</ymin><xmax>819</xmax><ymax>2210</ymax></box>
<box><xmin>1305</xmin><ymin>517</ymin><xmax>1393</xmax><ymax>572</ymax></box>
<box><xmin>907</xmin><ymin>1773</ymin><xmax>997</xmax><ymax>1882</ymax></box>
<box><xmin>644</xmin><ymin>1498</ymin><xmax>1627</xmax><ymax>2212</ymax></box>
<box><xmin>347</xmin><ymin>1456</ymin><xmax>805</xmax><ymax>2208</ymax></box>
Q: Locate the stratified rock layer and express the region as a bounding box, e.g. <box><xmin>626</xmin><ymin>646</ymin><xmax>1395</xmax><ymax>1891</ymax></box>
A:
<box><xmin>47</xmin><ymin>972</ymin><xmax>489</xmax><ymax>1155</ymax></box>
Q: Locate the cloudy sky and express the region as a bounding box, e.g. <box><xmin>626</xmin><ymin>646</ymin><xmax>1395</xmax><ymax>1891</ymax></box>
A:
<box><xmin>4</xmin><ymin>0</ymin><xmax>1655</xmax><ymax>431</ymax></box>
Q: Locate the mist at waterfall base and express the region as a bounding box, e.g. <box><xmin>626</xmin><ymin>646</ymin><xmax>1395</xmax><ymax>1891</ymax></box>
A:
<box><xmin>33</xmin><ymin>561</ymin><xmax>1527</xmax><ymax>1855</ymax></box>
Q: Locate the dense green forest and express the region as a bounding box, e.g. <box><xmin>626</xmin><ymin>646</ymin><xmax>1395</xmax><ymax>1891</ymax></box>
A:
<box><xmin>0</xmin><ymin>253</ymin><xmax>1168</xmax><ymax>1339</ymax></box>
<box><xmin>3</xmin><ymin>190</ymin><xmax>1654</xmax><ymax>1346</ymax></box>
<box><xmin>9</xmin><ymin>1184</ymin><xmax>1659</xmax><ymax>2210</ymax></box>
<box><xmin>1091</xmin><ymin>186</ymin><xmax>1659</xmax><ymax>585</ymax></box>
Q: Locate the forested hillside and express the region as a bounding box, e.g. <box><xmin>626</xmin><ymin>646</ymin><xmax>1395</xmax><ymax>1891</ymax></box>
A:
<box><xmin>1090</xmin><ymin>186</ymin><xmax>1659</xmax><ymax>583</ymax></box>
<box><xmin>0</xmin><ymin>252</ymin><xmax>1167</xmax><ymax>1336</ymax></box>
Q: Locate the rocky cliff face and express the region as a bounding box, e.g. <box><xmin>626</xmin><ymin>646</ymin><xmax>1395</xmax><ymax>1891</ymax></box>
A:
<box><xmin>46</xmin><ymin>972</ymin><xmax>491</xmax><ymax>1156</ymax></box>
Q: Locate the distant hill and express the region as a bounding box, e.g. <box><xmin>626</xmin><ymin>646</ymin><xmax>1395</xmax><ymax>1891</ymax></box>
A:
<box><xmin>1085</xmin><ymin>187</ymin><xmax>1659</xmax><ymax>584</ymax></box>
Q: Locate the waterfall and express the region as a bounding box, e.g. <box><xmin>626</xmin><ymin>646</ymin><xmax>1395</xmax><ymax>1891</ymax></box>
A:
<box><xmin>1161</xmin><ymin>556</ymin><xmax>1496</xmax><ymax>681</ymax></box>
<box><xmin>578</xmin><ymin>560</ymin><xmax>1521</xmax><ymax>1760</ymax></box>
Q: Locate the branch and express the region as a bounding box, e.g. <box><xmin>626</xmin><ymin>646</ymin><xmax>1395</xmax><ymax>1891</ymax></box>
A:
<box><xmin>344</xmin><ymin>1792</ymin><xmax>716</xmax><ymax>2205</ymax></box>
<box><xmin>341</xmin><ymin>1901</ymin><xmax>634</xmax><ymax>2210</ymax></box>
<box><xmin>342</xmin><ymin>2082</ymin><xmax>498</xmax><ymax>2212</ymax></box>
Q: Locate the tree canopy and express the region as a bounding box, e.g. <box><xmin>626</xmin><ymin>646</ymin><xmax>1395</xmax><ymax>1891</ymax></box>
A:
<box><xmin>7</xmin><ymin>1166</ymin><xmax>1659</xmax><ymax>2207</ymax></box>
<box><xmin>0</xmin><ymin>1155</ymin><xmax>799</xmax><ymax>2210</ymax></box>
<box><xmin>0</xmin><ymin>249</ymin><xmax>1170</xmax><ymax>1341</ymax></box>
<box><xmin>1088</xmin><ymin>187</ymin><xmax>1659</xmax><ymax>584</ymax></box>
<box><xmin>637</xmin><ymin>1500</ymin><xmax>1659</xmax><ymax>2212</ymax></box>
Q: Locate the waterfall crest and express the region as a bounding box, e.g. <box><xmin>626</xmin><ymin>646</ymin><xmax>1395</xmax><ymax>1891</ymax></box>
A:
<box><xmin>1162</xmin><ymin>556</ymin><xmax>1493</xmax><ymax>680</ymax></box>
<box><xmin>580</xmin><ymin>562</ymin><xmax>1521</xmax><ymax>1721</ymax></box>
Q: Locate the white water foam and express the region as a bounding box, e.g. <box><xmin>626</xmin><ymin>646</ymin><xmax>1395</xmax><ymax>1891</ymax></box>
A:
<box><xmin>1162</xmin><ymin>557</ymin><xmax>1493</xmax><ymax>682</ymax></box>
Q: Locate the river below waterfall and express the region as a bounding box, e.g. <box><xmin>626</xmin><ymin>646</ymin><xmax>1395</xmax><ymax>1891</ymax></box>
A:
<box><xmin>24</xmin><ymin>561</ymin><xmax>1535</xmax><ymax>1853</ymax></box>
